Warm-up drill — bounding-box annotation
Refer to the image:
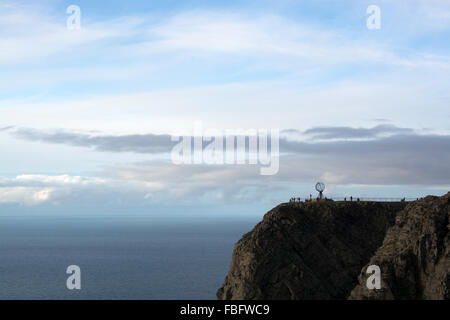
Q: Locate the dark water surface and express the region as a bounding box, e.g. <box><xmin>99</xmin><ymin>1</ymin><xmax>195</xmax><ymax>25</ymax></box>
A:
<box><xmin>0</xmin><ymin>215</ymin><xmax>258</xmax><ymax>299</ymax></box>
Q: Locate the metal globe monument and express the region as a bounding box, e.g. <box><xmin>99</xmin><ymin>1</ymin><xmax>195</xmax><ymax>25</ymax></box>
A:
<box><xmin>315</xmin><ymin>182</ymin><xmax>325</xmax><ymax>200</ymax></box>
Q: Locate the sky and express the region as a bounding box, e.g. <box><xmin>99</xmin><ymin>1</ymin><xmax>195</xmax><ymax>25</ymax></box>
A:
<box><xmin>0</xmin><ymin>0</ymin><xmax>449</xmax><ymax>215</ymax></box>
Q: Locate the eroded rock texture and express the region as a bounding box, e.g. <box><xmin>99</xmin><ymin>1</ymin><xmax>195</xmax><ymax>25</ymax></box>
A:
<box><xmin>218</xmin><ymin>193</ymin><xmax>449</xmax><ymax>300</ymax></box>
<box><xmin>217</xmin><ymin>200</ymin><xmax>406</xmax><ymax>299</ymax></box>
<box><xmin>349</xmin><ymin>193</ymin><xmax>449</xmax><ymax>300</ymax></box>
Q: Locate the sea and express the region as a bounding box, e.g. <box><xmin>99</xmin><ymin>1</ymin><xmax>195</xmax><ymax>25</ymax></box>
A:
<box><xmin>0</xmin><ymin>213</ymin><xmax>259</xmax><ymax>299</ymax></box>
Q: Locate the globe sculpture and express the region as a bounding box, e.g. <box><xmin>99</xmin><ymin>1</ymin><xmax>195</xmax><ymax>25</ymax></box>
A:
<box><xmin>315</xmin><ymin>182</ymin><xmax>325</xmax><ymax>199</ymax></box>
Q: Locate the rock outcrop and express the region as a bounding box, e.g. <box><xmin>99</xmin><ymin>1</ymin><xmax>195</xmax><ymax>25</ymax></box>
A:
<box><xmin>217</xmin><ymin>200</ymin><xmax>406</xmax><ymax>299</ymax></box>
<box><xmin>349</xmin><ymin>193</ymin><xmax>449</xmax><ymax>299</ymax></box>
<box><xmin>217</xmin><ymin>193</ymin><xmax>449</xmax><ymax>300</ymax></box>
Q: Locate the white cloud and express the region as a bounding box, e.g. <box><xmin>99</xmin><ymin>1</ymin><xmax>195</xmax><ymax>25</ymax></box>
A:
<box><xmin>0</xmin><ymin>186</ymin><xmax>54</xmax><ymax>205</ymax></box>
<box><xmin>0</xmin><ymin>2</ymin><xmax>448</xmax><ymax>207</ymax></box>
<box><xmin>2</xmin><ymin>75</ymin><xmax>449</xmax><ymax>134</ymax></box>
<box><xmin>1</xmin><ymin>4</ymin><xmax>448</xmax><ymax>85</ymax></box>
<box><xmin>0</xmin><ymin>173</ymin><xmax>162</xmax><ymax>206</ymax></box>
<box><xmin>14</xmin><ymin>174</ymin><xmax>83</xmax><ymax>185</ymax></box>
<box><xmin>126</xmin><ymin>10</ymin><xmax>450</xmax><ymax>69</ymax></box>
<box><xmin>0</xmin><ymin>2</ymin><xmax>144</xmax><ymax>65</ymax></box>
<box><xmin>1</xmin><ymin>5</ymin><xmax>449</xmax><ymax>135</ymax></box>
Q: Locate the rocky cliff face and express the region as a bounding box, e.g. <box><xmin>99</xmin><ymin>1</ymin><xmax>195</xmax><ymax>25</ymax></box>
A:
<box><xmin>217</xmin><ymin>193</ymin><xmax>449</xmax><ymax>300</ymax></box>
<box><xmin>349</xmin><ymin>194</ymin><xmax>449</xmax><ymax>299</ymax></box>
<box><xmin>217</xmin><ymin>200</ymin><xmax>406</xmax><ymax>300</ymax></box>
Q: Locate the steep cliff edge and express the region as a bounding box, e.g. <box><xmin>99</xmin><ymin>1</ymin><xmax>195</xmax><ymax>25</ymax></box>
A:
<box><xmin>349</xmin><ymin>193</ymin><xmax>449</xmax><ymax>299</ymax></box>
<box><xmin>217</xmin><ymin>200</ymin><xmax>407</xmax><ymax>300</ymax></box>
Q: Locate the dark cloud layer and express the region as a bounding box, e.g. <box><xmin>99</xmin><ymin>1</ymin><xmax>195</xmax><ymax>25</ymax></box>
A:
<box><xmin>302</xmin><ymin>124</ymin><xmax>414</xmax><ymax>140</ymax></box>
<box><xmin>0</xmin><ymin>125</ymin><xmax>15</xmax><ymax>132</ymax></box>
<box><xmin>280</xmin><ymin>133</ymin><xmax>450</xmax><ymax>185</ymax></box>
<box><xmin>7</xmin><ymin>125</ymin><xmax>450</xmax><ymax>186</ymax></box>
<box><xmin>13</xmin><ymin>128</ymin><xmax>175</xmax><ymax>154</ymax></box>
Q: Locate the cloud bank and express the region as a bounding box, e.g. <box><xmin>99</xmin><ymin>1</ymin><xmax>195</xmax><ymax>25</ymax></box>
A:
<box><xmin>1</xmin><ymin>125</ymin><xmax>448</xmax><ymax>205</ymax></box>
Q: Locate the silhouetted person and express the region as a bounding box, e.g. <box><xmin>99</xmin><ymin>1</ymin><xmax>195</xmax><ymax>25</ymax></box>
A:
<box><xmin>350</xmin><ymin>196</ymin><xmax>353</xmax><ymax>202</ymax></box>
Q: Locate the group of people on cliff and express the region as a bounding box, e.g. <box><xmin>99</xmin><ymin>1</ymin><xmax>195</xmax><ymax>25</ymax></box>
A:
<box><xmin>289</xmin><ymin>196</ymin><xmax>409</xmax><ymax>203</ymax></box>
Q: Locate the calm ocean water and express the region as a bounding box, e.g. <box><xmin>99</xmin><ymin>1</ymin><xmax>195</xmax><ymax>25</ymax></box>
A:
<box><xmin>0</xmin><ymin>214</ymin><xmax>258</xmax><ymax>299</ymax></box>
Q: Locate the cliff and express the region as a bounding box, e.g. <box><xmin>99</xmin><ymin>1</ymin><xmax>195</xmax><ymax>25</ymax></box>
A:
<box><xmin>349</xmin><ymin>193</ymin><xmax>449</xmax><ymax>299</ymax></box>
<box><xmin>217</xmin><ymin>200</ymin><xmax>406</xmax><ymax>299</ymax></box>
<box><xmin>217</xmin><ymin>193</ymin><xmax>449</xmax><ymax>300</ymax></box>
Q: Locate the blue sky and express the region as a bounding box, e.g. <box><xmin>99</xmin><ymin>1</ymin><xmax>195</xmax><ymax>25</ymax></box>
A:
<box><xmin>0</xmin><ymin>0</ymin><xmax>449</xmax><ymax>214</ymax></box>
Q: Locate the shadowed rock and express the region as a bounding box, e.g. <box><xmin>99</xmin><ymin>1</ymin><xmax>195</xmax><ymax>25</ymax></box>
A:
<box><xmin>217</xmin><ymin>200</ymin><xmax>406</xmax><ymax>299</ymax></box>
<box><xmin>349</xmin><ymin>193</ymin><xmax>449</xmax><ymax>300</ymax></box>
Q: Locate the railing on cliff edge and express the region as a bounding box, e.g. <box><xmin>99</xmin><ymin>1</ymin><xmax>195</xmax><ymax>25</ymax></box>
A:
<box><xmin>289</xmin><ymin>197</ymin><xmax>419</xmax><ymax>203</ymax></box>
<box><xmin>330</xmin><ymin>197</ymin><xmax>417</xmax><ymax>202</ymax></box>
